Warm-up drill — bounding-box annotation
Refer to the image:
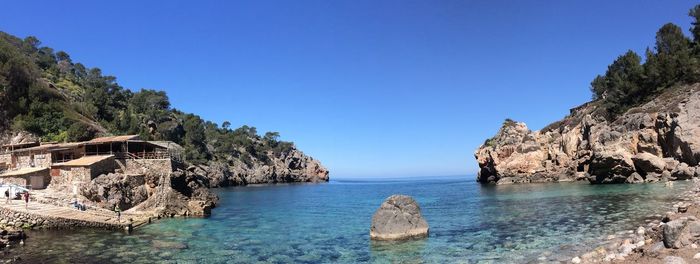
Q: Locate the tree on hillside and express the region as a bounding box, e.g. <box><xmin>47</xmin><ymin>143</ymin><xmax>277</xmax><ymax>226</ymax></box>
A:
<box><xmin>645</xmin><ymin>23</ymin><xmax>695</xmax><ymax>88</ymax></box>
<box><xmin>590</xmin><ymin>50</ymin><xmax>644</xmax><ymax>117</ymax></box>
<box><xmin>689</xmin><ymin>5</ymin><xmax>700</xmax><ymax>42</ymax></box>
<box><xmin>67</xmin><ymin>122</ymin><xmax>96</xmax><ymax>142</ymax></box>
<box><xmin>182</xmin><ymin>114</ymin><xmax>209</xmax><ymax>163</ymax></box>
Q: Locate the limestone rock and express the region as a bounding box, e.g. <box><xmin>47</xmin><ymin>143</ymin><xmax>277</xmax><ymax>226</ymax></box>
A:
<box><xmin>625</xmin><ymin>172</ymin><xmax>644</xmax><ymax>184</ymax></box>
<box><xmin>370</xmin><ymin>195</ymin><xmax>429</xmax><ymax>241</ymax></box>
<box><xmin>79</xmin><ymin>173</ymin><xmax>149</xmax><ymax>210</ymax></box>
<box><xmin>197</xmin><ymin>147</ymin><xmax>329</xmax><ymax>188</ymax></box>
<box><xmin>672</xmin><ymin>163</ymin><xmax>696</xmax><ymax>180</ymax></box>
<box><xmin>118</xmin><ymin>170</ymin><xmax>217</xmax><ymax>217</ymax></box>
<box><xmin>663</xmin><ymin>256</ymin><xmax>687</xmax><ymax>264</ymax></box>
<box><xmin>632</xmin><ymin>153</ymin><xmax>666</xmax><ymax>174</ymax></box>
<box><xmin>475</xmin><ymin>84</ymin><xmax>700</xmax><ymax>184</ymax></box>
<box><xmin>663</xmin><ymin>217</ymin><xmax>700</xmax><ymax>249</ymax></box>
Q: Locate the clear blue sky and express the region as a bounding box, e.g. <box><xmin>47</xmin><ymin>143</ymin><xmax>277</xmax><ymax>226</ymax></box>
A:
<box><xmin>2</xmin><ymin>1</ymin><xmax>697</xmax><ymax>178</ymax></box>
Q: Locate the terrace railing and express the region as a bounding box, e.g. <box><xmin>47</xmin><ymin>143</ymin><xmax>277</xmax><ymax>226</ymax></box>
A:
<box><xmin>81</xmin><ymin>150</ymin><xmax>177</xmax><ymax>161</ymax></box>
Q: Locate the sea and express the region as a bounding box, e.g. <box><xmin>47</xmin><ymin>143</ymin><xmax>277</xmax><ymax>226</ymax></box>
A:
<box><xmin>3</xmin><ymin>176</ymin><xmax>690</xmax><ymax>263</ymax></box>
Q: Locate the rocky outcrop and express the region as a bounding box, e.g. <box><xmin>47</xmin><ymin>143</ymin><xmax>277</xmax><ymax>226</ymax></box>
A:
<box><xmin>192</xmin><ymin>148</ymin><xmax>329</xmax><ymax>187</ymax></box>
<box><xmin>0</xmin><ymin>131</ymin><xmax>38</xmax><ymax>146</ymax></box>
<box><xmin>127</xmin><ymin>169</ymin><xmax>217</xmax><ymax>217</ymax></box>
<box><xmin>79</xmin><ymin>169</ymin><xmax>217</xmax><ymax>217</ymax></box>
<box><xmin>475</xmin><ymin>84</ymin><xmax>700</xmax><ymax>184</ymax></box>
<box><xmin>79</xmin><ymin>173</ymin><xmax>150</xmax><ymax>210</ymax></box>
<box><xmin>369</xmin><ymin>195</ymin><xmax>429</xmax><ymax>241</ymax></box>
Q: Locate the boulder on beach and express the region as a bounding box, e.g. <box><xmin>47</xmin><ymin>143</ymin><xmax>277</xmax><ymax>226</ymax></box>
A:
<box><xmin>662</xmin><ymin>216</ymin><xmax>700</xmax><ymax>249</ymax></box>
<box><xmin>370</xmin><ymin>195</ymin><xmax>429</xmax><ymax>241</ymax></box>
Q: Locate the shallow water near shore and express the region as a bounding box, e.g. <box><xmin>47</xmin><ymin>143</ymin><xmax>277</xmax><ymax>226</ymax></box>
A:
<box><xmin>3</xmin><ymin>177</ymin><xmax>692</xmax><ymax>263</ymax></box>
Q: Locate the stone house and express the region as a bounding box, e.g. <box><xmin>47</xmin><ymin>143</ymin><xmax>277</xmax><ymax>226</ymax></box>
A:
<box><xmin>0</xmin><ymin>135</ymin><xmax>181</xmax><ymax>190</ymax></box>
<box><xmin>51</xmin><ymin>155</ymin><xmax>117</xmax><ymax>186</ymax></box>
<box><xmin>0</xmin><ymin>167</ymin><xmax>50</xmax><ymax>189</ymax></box>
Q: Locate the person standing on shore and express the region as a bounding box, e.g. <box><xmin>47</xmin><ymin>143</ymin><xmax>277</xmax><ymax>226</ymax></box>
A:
<box><xmin>114</xmin><ymin>204</ymin><xmax>121</xmax><ymax>222</ymax></box>
<box><xmin>23</xmin><ymin>191</ymin><xmax>29</xmax><ymax>209</ymax></box>
<box><xmin>4</xmin><ymin>189</ymin><xmax>9</xmax><ymax>204</ymax></box>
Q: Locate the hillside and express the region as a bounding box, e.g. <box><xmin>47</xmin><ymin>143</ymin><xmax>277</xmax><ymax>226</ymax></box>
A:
<box><xmin>474</xmin><ymin>5</ymin><xmax>700</xmax><ymax>184</ymax></box>
<box><xmin>0</xmin><ymin>31</ymin><xmax>328</xmax><ymax>186</ymax></box>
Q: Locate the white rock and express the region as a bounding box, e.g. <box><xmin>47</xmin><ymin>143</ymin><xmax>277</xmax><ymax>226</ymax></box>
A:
<box><xmin>619</xmin><ymin>243</ymin><xmax>635</xmax><ymax>255</ymax></box>
<box><xmin>636</xmin><ymin>226</ymin><xmax>645</xmax><ymax>235</ymax></box>
<box><xmin>664</xmin><ymin>256</ymin><xmax>687</xmax><ymax>264</ymax></box>
<box><xmin>692</xmin><ymin>243</ymin><xmax>698</xmax><ymax>249</ymax></box>
<box><xmin>603</xmin><ymin>253</ymin><xmax>616</xmax><ymax>262</ymax></box>
<box><xmin>571</xmin><ymin>256</ymin><xmax>581</xmax><ymax>264</ymax></box>
<box><xmin>694</xmin><ymin>253</ymin><xmax>700</xmax><ymax>259</ymax></box>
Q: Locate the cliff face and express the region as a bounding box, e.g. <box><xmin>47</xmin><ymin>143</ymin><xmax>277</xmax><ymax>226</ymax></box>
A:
<box><xmin>475</xmin><ymin>84</ymin><xmax>700</xmax><ymax>184</ymax></box>
<box><xmin>191</xmin><ymin>147</ymin><xmax>329</xmax><ymax>187</ymax></box>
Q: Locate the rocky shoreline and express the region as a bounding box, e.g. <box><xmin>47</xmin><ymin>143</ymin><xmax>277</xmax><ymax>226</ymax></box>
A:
<box><xmin>556</xmin><ymin>180</ymin><xmax>700</xmax><ymax>264</ymax></box>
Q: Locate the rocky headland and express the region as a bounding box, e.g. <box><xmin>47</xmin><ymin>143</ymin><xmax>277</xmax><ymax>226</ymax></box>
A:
<box><xmin>192</xmin><ymin>149</ymin><xmax>329</xmax><ymax>187</ymax></box>
<box><xmin>0</xmin><ymin>131</ymin><xmax>329</xmax><ymax>219</ymax></box>
<box><xmin>475</xmin><ymin>83</ymin><xmax>700</xmax><ymax>185</ymax></box>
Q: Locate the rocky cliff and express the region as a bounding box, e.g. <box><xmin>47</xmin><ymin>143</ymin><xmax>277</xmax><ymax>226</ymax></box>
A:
<box><xmin>475</xmin><ymin>83</ymin><xmax>700</xmax><ymax>184</ymax></box>
<box><xmin>192</xmin><ymin>147</ymin><xmax>329</xmax><ymax>187</ymax></box>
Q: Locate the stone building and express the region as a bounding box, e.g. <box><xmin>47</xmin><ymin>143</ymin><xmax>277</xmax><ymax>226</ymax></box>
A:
<box><xmin>0</xmin><ymin>135</ymin><xmax>181</xmax><ymax>190</ymax></box>
<box><xmin>51</xmin><ymin>155</ymin><xmax>117</xmax><ymax>186</ymax></box>
<box><xmin>0</xmin><ymin>167</ymin><xmax>50</xmax><ymax>189</ymax></box>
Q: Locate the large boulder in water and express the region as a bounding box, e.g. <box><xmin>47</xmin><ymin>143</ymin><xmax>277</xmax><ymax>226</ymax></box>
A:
<box><xmin>370</xmin><ymin>195</ymin><xmax>429</xmax><ymax>241</ymax></box>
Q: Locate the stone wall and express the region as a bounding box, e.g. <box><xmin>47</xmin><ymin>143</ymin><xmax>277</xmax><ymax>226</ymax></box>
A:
<box><xmin>123</xmin><ymin>159</ymin><xmax>172</xmax><ymax>176</ymax></box>
<box><xmin>14</xmin><ymin>153</ymin><xmax>51</xmax><ymax>169</ymax></box>
<box><xmin>50</xmin><ymin>158</ymin><xmax>118</xmax><ymax>190</ymax></box>
<box><xmin>0</xmin><ymin>177</ymin><xmax>27</xmax><ymax>186</ymax></box>
<box><xmin>0</xmin><ymin>170</ymin><xmax>50</xmax><ymax>189</ymax></box>
<box><xmin>0</xmin><ymin>153</ymin><xmax>10</xmax><ymax>165</ymax></box>
<box><xmin>90</xmin><ymin>157</ymin><xmax>117</xmax><ymax>178</ymax></box>
<box><xmin>0</xmin><ymin>207</ymin><xmax>128</xmax><ymax>230</ymax></box>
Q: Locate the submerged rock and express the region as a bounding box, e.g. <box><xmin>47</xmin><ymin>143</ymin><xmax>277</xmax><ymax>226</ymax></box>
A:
<box><xmin>152</xmin><ymin>240</ymin><xmax>188</xmax><ymax>250</ymax></box>
<box><xmin>370</xmin><ymin>195</ymin><xmax>429</xmax><ymax>241</ymax></box>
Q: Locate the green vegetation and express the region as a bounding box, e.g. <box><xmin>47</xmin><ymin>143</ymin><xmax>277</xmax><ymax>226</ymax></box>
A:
<box><xmin>591</xmin><ymin>5</ymin><xmax>700</xmax><ymax>119</ymax></box>
<box><xmin>483</xmin><ymin>118</ymin><xmax>517</xmax><ymax>147</ymax></box>
<box><xmin>0</xmin><ymin>31</ymin><xmax>294</xmax><ymax>165</ymax></box>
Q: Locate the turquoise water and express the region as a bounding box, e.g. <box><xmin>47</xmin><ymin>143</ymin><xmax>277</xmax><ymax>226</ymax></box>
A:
<box><xmin>5</xmin><ymin>177</ymin><xmax>691</xmax><ymax>263</ymax></box>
